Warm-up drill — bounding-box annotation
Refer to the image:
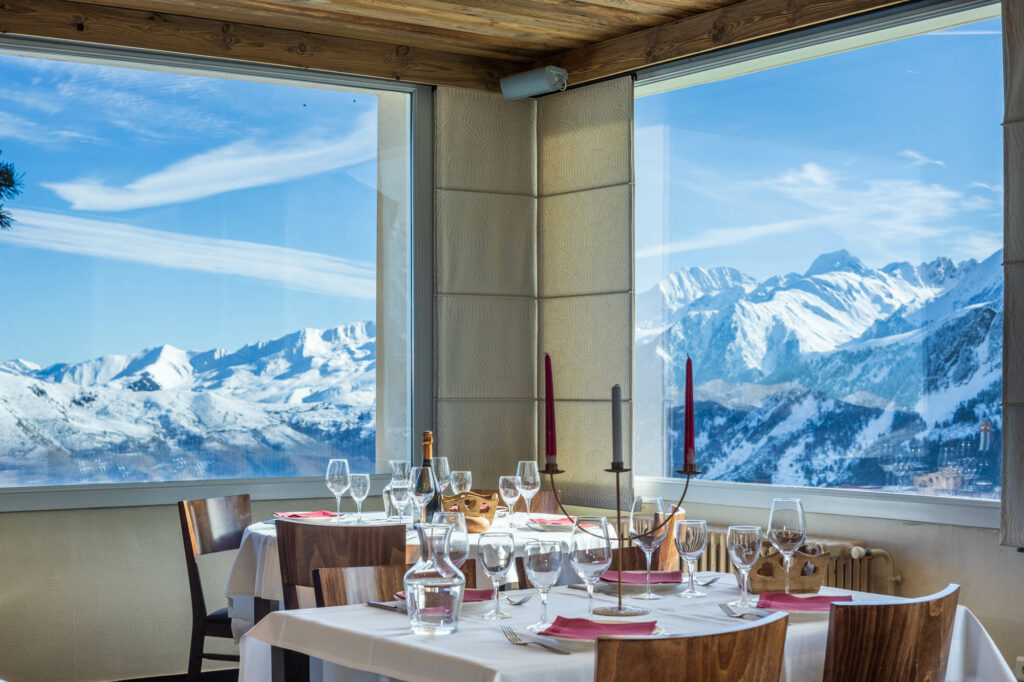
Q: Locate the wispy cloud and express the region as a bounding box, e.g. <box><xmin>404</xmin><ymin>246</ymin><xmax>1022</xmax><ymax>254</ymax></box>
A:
<box><xmin>970</xmin><ymin>182</ymin><xmax>1003</xmax><ymax>193</ymax></box>
<box><xmin>636</xmin><ymin>218</ymin><xmax>818</xmax><ymax>259</ymax></box>
<box><xmin>899</xmin><ymin>149</ymin><xmax>945</xmax><ymax>167</ymax></box>
<box><xmin>929</xmin><ymin>30</ymin><xmax>1001</xmax><ymax>36</ymax></box>
<box><xmin>0</xmin><ymin>209</ymin><xmax>375</xmax><ymax>299</ymax></box>
<box><xmin>0</xmin><ymin>111</ymin><xmax>95</xmax><ymax>145</ymax></box>
<box><xmin>43</xmin><ymin>112</ymin><xmax>376</xmax><ymax>211</ymax></box>
<box><xmin>951</xmin><ymin>231</ymin><xmax>1003</xmax><ymax>260</ymax></box>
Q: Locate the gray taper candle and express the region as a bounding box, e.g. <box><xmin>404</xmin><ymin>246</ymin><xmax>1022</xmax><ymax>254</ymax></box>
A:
<box><xmin>611</xmin><ymin>384</ymin><xmax>623</xmax><ymax>465</ymax></box>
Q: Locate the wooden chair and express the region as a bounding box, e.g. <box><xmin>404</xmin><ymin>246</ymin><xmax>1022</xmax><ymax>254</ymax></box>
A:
<box><xmin>177</xmin><ymin>494</ymin><xmax>252</xmax><ymax>682</ymax></box>
<box><xmin>823</xmin><ymin>583</ymin><xmax>960</xmax><ymax>682</ymax></box>
<box><xmin>312</xmin><ymin>564</ymin><xmax>408</xmax><ymax>607</ymax></box>
<box><xmin>595</xmin><ymin>611</ymin><xmax>789</xmax><ymax>682</ymax></box>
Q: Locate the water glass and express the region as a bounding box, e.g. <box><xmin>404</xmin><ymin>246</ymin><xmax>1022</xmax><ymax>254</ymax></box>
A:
<box><xmin>434</xmin><ymin>457</ymin><xmax>452</xmax><ymax>495</ymax></box>
<box><xmin>478</xmin><ymin>532</ymin><xmax>515</xmax><ymax>620</ymax></box>
<box><xmin>523</xmin><ymin>540</ymin><xmax>562</xmax><ymax>632</ymax></box>
<box><xmin>451</xmin><ymin>470</ymin><xmax>473</xmax><ymax>494</ymax></box>
<box><xmin>569</xmin><ymin>516</ymin><xmax>612</xmax><ymax>616</ymax></box>
<box><xmin>349</xmin><ymin>473</ymin><xmax>371</xmax><ymax>523</ymax></box>
<box><xmin>674</xmin><ymin>519</ymin><xmax>707</xmax><ymax>598</ymax></box>
<box><xmin>390</xmin><ymin>482</ymin><xmax>411</xmax><ymax>523</ymax></box>
<box><xmin>629</xmin><ymin>496</ymin><xmax>668</xmax><ymax>600</ymax></box>
<box><xmin>516</xmin><ymin>461</ymin><xmax>541</xmax><ymax>520</ymax></box>
<box><xmin>409</xmin><ymin>466</ymin><xmax>436</xmax><ymax>523</ymax></box>
<box><xmin>768</xmin><ymin>498</ymin><xmax>806</xmax><ymax>594</ymax></box>
<box><xmin>498</xmin><ymin>475</ymin><xmax>522</xmax><ymax>526</ymax></box>
<box><xmin>727</xmin><ymin>525</ymin><xmax>762</xmax><ymax>608</ymax></box>
<box><xmin>384</xmin><ymin>459</ymin><xmax>410</xmax><ymax>519</ymax></box>
<box><xmin>431</xmin><ymin>511</ymin><xmax>469</xmax><ymax>568</ymax></box>
<box><xmin>325</xmin><ymin>459</ymin><xmax>350</xmax><ymax>523</ymax></box>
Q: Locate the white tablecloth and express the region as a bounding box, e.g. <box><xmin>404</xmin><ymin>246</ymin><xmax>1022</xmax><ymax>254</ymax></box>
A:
<box><xmin>224</xmin><ymin>513</ymin><xmax>592</xmax><ymax>636</ymax></box>
<box><xmin>238</xmin><ymin>578</ymin><xmax>1015</xmax><ymax>682</ymax></box>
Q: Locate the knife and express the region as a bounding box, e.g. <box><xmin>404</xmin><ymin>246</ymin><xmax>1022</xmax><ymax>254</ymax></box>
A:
<box><xmin>366</xmin><ymin>601</ymin><xmax>407</xmax><ymax>614</ymax></box>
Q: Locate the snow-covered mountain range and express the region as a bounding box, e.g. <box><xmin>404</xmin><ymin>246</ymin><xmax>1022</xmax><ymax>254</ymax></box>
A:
<box><xmin>636</xmin><ymin>249</ymin><xmax>1002</xmax><ymax>491</ymax></box>
<box><xmin>0</xmin><ymin>323</ymin><xmax>376</xmax><ymax>486</ymax></box>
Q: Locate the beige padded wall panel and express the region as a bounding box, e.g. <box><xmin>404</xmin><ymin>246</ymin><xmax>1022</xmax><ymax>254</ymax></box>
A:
<box><xmin>537</xmin><ymin>76</ymin><xmax>635</xmax><ymax>508</ymax></box>
<box><xmin>1003</xmin><ymin>0</ymin><xmax>1023</xmax><ymax>547</ymax></box>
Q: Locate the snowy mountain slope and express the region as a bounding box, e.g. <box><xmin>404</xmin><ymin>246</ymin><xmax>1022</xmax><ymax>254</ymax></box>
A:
<box><xmin>635</xmin><ymin>249</ymin><xmax>1002</xmax><ymax>490</ymax></box>
<box><xmin>0</xmin><ymin>324</ymin><xmax>376</xmax><ymax>486</ymax></box>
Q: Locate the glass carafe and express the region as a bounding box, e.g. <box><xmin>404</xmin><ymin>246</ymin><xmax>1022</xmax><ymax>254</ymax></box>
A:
<box><xmin>403</xmin><ymin>523</ymin><xmax>466</xmax><ymax>636</ymax></box>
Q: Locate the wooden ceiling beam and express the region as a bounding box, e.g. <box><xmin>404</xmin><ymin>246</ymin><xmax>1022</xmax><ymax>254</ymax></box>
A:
<box><xmin>0</xmin><ymin>0</ymin><xmax>519</xmax><ymax>91</ymax></box>
<box><xmin>542</xmin><ymin>0</ymin><xmax>914</xmax><ymax>85</ymax></box>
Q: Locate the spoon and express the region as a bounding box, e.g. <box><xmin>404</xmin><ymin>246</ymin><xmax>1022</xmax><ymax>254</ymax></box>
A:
<box><xmin>695</xmin><ymin>576</ymin><xmax>721</xmax><ymax>587</ymax></box>
<box><xmin>506</xmin><ymin>594</ymin><xmax>533</xmax><ymax>606</ymax></box>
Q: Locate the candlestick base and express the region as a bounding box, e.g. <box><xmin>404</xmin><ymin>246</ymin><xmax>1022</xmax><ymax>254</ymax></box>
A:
<box><xmin>675</xmin><ymin>464</ymin><xmax>703</xmax><ymax>476</ymax></box>
<box><xmin>593</xmin><ymin>604</ymin><xmax>648</xmax><ymax>617</ymax></box>
<box><xmin>604</xmin><ymin>466</ymin><xmax>631</xmax><ymax>474</ymax></box>
<box><xmin>543</xmin><ymin>463</ymin><xmax>564</xmax><ymax>475</ymax></box>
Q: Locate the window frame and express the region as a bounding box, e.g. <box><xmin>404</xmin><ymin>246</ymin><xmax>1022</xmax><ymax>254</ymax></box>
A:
<box><xmin>631</xmin><ymin>0</ymin><xmax>1003</xmax><ymax>529</ymax></box>
<box><xmin>0</xmin><ymin>36</ymin><xmax>433</xmax><ymax>512</ymax></box>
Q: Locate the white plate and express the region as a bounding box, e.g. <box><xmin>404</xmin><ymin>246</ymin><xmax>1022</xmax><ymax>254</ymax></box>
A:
<box><xmin>525</xmin><ymin>521</ymin><xmax>573</xmax><ymax>533</ymax></box>
<box><xmin>598</xmin><ymin>572</ymin><xmax>683</xmax><ymax>594</ymax></box>
<box><xmin>541</xmin><ymin>620</ymin><xmax>664</xmax><ymax>643</ymax></box>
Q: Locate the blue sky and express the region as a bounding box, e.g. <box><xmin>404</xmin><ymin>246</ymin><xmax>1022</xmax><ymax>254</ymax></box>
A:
<box><xmin>635</xmin><ymin>17</ymin><xmax>1004</xmax><ymax>291</ymax></box>
<box><xmin>0</xmin><ymin>55</ymin><xmax>380</xmax><ymax>366</ymax></box>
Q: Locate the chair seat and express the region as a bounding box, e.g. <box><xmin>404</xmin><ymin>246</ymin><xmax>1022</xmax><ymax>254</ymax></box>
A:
<box><xmin>203</xmin><ymin>607</ymin><xmax>234</xmax><ymax>639</ymax></box>
<box><xmin>207</xmin><ymin>607</ymin><xmax>231</xmax><ymax>624</ymax></box>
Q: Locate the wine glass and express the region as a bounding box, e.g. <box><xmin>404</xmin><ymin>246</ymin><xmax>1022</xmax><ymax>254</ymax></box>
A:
<box><xmin>390</xmin><ymin>482</ymin><xmax>411</xmax><ymax>524</ymax></box>
<box><xmin>727</xmin><ymin>525</ymin><xmax>762</xmax><ymax>608</ymax></box>
<box><xmin>498</xmin><ymin>475</ymin><xmax>522</xmax><ymax>527</ymax></box>
<box><xmin>348</xmin><ymin>473</ymin><xmax>371</xmax><ymax>523</ymax></box>
<box><xmin>434</xmin><ymin>456</ymin><xmax>452</xmax><ymax>496</ymax></box>
<box><xmin>523</xmin><ymin>540</ymin><xmax>562</xmax><ymax>632</ymax></box>
<box><xmin>431</xmin><ymin>511</ymin><xmax>469</xmax><ymax>569</ymax></box>
<box><xmin>674</xmin><ymin>518</ymin><xmax>707</xmax><ymax>598</ymax></box>
<box><xmin>409</xmin><ymin>466</ymin><xmax>435</xmax><ymax>523</ymax></box>
<box><xmin>451</xmin><ymin>471</ymin><xmax>473</xmax><ymax>494</ymax></box>
<box><xmin>768</xmin><ymin>498</ymin><xmax>806</xmax><ymax>594</ymax></box>
<box><xmin>325</xmin><ymin>459</ymin><xmax>350</xmax><ymax>523</ymax></box>
<box><xmin>479</xmin><ymin>532</ymin><xmax>515</xmax><ymax>620</ymax></box>
<box><xmin>385</xmin><ymin>460</ymin><xmax>410</xmax><ymax>519</ymax></box>
<box><xmin>629</xmin><ymin>496</ymin><xmax>668</xmax><ymax>600</ymax></box>
<box><xmin>516</xmin><ymin>461</ymin><xmax>541</xmax><ymax>521</ymax></box>
<box><xmin>569</xmin><ymin>516</ymin><xmax>612</xmax><ymax>616</ymax></box>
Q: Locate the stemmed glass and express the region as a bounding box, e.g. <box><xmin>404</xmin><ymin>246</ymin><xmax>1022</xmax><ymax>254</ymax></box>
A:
<box><xmin>479</xmin><ymin>532</ymin><xmax>515</xmax><ymax>620</ymax></box>
<box><xmin>325</xmin><ymin>459</ymin><xmax>350</xmax><ymax>523</ymax></box>
<box><xmin>348</xmin><ymin>473</ymin><xmax>371</xmax><ymax>523</ymax></box>
<box><xmin>629</xmin><ymin>496</ymin><xmax>668</xmax><ymax>600</ymax></box>
<box><xmin>768</xmin><ymin>498</ymin><xmax>806</xmax><ymax>594</ymax></box>
<box><xmin>434</xmin><ymin>457</ymin><xmax>452</xmax><ymax>496</ymax></box>
<box><xmin>390</xmin><ymin>481</ymin><xmax>412</xmax><ymax>524</ymax></box>
<box><xmin>385</xmin><ymin>460</ymin><xmax>410</xmax><ymax>520</ymax></box>
<box><xmin>569</xmin><ymin>516</ymin><xmax>613</xmax><ymax>616</ymax></box>
<box><xmin>674</xmin><ymin>519</ymin><xmax>708</xmax><ymax>598</ymax></box>
<box><xmin>498</xmin><ymin>475</ymin><xmax>522</xmax><ymax>527</ymax></box>
<box><xmin>727</xmin><ymin>525</ymin><xmax>762</xmax><ymax>608</ymax></box>
<box><xmin>516</xmin><ymin>461</ymin><xmax>541</xmax><ymax>520</ymax></box>
<box><xmin>523</xmin><ymin>540</ymin><xmax>562</xmax><ymax>632</ymax></box>
<box><xmin>409</xmin><ymin>466</ymin><xmax>436</xmax><ymax>524</ymax></box>
<box><xmin>431</xmin><ymin>511</ymin><xmax>469</xmax><ymax>569</ymax></box>
<box><xmin>451</xmin><ymin>471</ymin><xmax>473</xmax><ymax>494</ymax></box>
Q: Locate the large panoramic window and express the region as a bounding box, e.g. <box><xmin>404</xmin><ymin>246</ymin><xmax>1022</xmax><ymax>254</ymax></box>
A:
<box><xmin>634</xmin><ymin>10</ymin><xmax>1003</xmax><ymax>500</ymax></box>
<box><xmin>0</xmin><ymin>52</ymin><xmax>413</xmax><ymax>487</ymax></box>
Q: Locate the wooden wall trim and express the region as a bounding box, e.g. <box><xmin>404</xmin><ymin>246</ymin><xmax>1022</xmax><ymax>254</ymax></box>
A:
<box><xmin>0</xmin><ymin>0</ymin><xmax>515</xmax><ymax>91</ymax></box>
<box><xmin>540</xmin><ymin>0</ymin><xmax>913</xmax><ymax>86</ymax></box>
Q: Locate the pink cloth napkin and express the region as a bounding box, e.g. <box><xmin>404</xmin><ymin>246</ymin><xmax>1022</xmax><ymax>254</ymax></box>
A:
<box><xmin>601</xmin><ymin>570</ymin><xmax>682</xmax><ymax>585</ymax></box>
<box><xmin>757</xmin><ymin>592</ymin><xmax>853</xmax><ymax>611</ymax></box>
<box><xmin>395</xmin><ymin>588</ymin><xmax>494</xmax><ymax>603</ymax></box>
<box><xmin>273</xmin><ymin>510</ymin><xmax>340</xmax><ymax>518</ymax></box>
<box><xmin>539</xmin><ymin>616</ymin><xmax>658</xmax><ymax>640</ymax></box>
<box><xmin>530</xmin><ymin>517</ymin><xmax>576</xmax><ymax>525</ymax></box>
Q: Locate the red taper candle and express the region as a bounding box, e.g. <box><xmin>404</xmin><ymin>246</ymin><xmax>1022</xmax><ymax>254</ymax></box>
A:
<box><xmin>684</xmin><ymin>355</ymin><xmax>695</xmax><ymax>467</ymax></box>
<box><xmin>544</xmin><ymin>353</ymin><xmax>557</xmax><ymax>466</ymax></box>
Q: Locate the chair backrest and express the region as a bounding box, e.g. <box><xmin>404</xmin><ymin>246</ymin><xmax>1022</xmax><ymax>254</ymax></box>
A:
<box><xmin>312</xmin><ymin>564</ymin><xmax>408</xmax><ymax>607</ymax></box>
<box><xmin>595</xmin><ymin>611</ymin><xmax>789</xmax><ymax>682</ymax></box>
<box><xmin>275</xmin><ymin>520</ymin><xmax>407</xmax><ymax>610</ymax></box>
<box><xmin>177</xmin><ymin>494</ymin><xmax>252</xmax><ymax>620</ymax></box>
<box><xmin>823</xmin><ymin>583</ymin><xmax>960</xmax><ymax>682</ymax></box>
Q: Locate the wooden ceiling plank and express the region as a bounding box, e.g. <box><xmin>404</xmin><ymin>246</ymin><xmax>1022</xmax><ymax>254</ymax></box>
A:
<box><xmin>0</xmin><ymin>0</ymin><xmax>519</xmax><ymax>91</ymax></box>
<box><xmin>544</xmin><ymin>0</ymin><xmax>913</xmax><ymax>85</ymax></box>
<box><xmin>69</xmin><ymin>0</ymin><xmax>550</xmax><ymax>61</ymax></box>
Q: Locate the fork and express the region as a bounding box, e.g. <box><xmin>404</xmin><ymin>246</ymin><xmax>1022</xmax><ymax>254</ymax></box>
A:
<box><xmin>719</xmin><ymin>602</ymin><xmax>767</xmax><ymax>619</ymax></box>
<box><xmin>501</xmin><ymin>626</ymin><xmax>571</xmax><ymax>655</ymax></box>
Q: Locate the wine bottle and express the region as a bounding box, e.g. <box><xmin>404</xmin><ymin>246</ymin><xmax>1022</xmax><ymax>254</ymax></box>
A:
<box><xmin>416</xmin><ymin>431</ymin><xmax>442</xmax><ymax>521</ymax></box>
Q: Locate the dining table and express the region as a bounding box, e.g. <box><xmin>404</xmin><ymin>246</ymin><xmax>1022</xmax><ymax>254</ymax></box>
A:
<box><xmin>224</xmin><ymin>511</ymin><xmax>601</xmax><ymax>638</ymax></box>
<box><xmin>237</xmin><ymin>576</ymin><xmax>1014</xmax><ymax>682</ymax></box>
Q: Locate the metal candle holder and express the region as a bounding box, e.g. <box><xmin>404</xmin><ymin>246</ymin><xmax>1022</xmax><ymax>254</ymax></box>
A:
<box><xmin>544</xmin><ymin>460</ymin><xmax>701</xmax><ymax>617</ymax></box>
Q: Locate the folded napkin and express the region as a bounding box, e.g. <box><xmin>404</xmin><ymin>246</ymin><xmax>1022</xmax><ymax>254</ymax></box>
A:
<box><xmin>601</xmin><ymin>570</ymin><xmax>682</xmax><ymax>585</ymax></box>
<box><xmin>395</xmin><ymin>588</ymin><xmax>494</xmax><ymax>603</ymax></box>
<box><xmin>539</xmin><ymin>616</ymin><xmax>658</xmax><ymax>640</ymax></box>
<box><xmin>273</xmin><ymin>510</ymin><xmax>340</xmax><ymax>518</ymax></box>
<box><xmin>530</xmin><ymin>517</ymin><xmax>576</xmax><ymax>525</ymax></box>
<box><xmin>757</xmin><ymin>592</ymin><xmax>853</xmax><ymax>611</ymax></box>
